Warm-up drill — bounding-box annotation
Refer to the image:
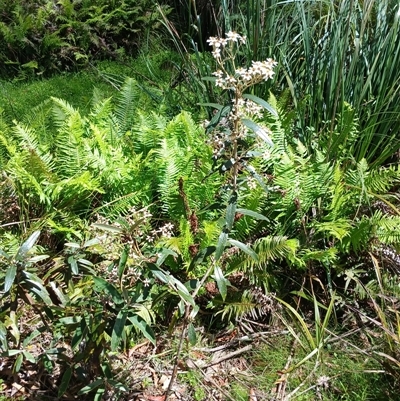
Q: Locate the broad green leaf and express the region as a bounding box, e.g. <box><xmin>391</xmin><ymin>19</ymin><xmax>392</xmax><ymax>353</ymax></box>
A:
<box><xmin>150</xmin><ymin>266</ymin><xmax>169</xmax><ymax>283</ymax></box>
<box><xmin>65</xmin><ymin>242</ymin><xmax>81</xmax><ymax>249</ymax></box>
<box><xmin>228</xmin><ymin>239</ymin><xmax>259</xmax><ymax>261</ymax></box>
<box><xmin>226</xmin><ymin>191</ymin><xmax>237</xmax><ymax>231</ymax></box>
<box><xmin>215</xmin><ymin>231</ymin><xmax>228</xmax><ymax>261</ymax></box>
<box><xmin>16</xmin><ymin>231</ymin><xmax>40</xmax><ymax>261</ymax></box>
<box><xmin>242</xmin><ymin>119</ymin><xmax>273</xmax><ymax>146</ymax></box>
<box><xmin>187</xmin><ymin>323</ymin><xmax>197</xmax><ymax>345</ymax></box>
<box><xmin>111</xmin><ymin>310</ymin><xmax>128</xmax><ymax>351</ymax></box>
<box><xmin>92</xmin><ymin>223</ymin><xmax>123</xmax><ymax>234</ymax></box>
<box><xmin>93</xmin><ymin>276</ymin><xmax>123</xmax><ymax>304</ymax></box>
<box><xmin>23</xmin><ymin>328</ymin><xmax>45</xmax><ymax>347</ymax></box>
<box><xmin>27</xmin><ymin>255</ymin><xmax>49</xmax><ymax>263</ymax></box>
<box><xmin>68</xmin><ymin>256</ymin><xmax>79</xmax><ymax>274</ymax></box>
<box><xmin>58</xmin><ymin>367</ymin><xmax>72</xmax><ymax>398</ymax></box>
<box><xmin>83</xmin><ymin>238</ymin><xmax>101</xmax><ymax>247</ymax></box>
<box><xmin>198</xmin><ymin>102</ymin><xmax>224</xmax><ymax>110</ymax></box>
<box><xmin>236</xmin><ymin>208</ymin><xmax>269</xmax><ymax>221</ymax></box>
<box><xmin>107</xmin><ymin>379</ymin><xmax>129</xmax><ymax>392</ymax></box>
<box><xmin>156</xmin><ymin>248</ymin><xmax>178</xmax><ymax>267</ymax></box>
<box><xmin>214</xmin><ymin>265</ymin><xmax>228</xmax><ymax>301</ymax></box>
<box><xmin>243</xmin><ymin>93</ymin><xmax>278</xmax><ymax>117</ymax></box>
<box><xmin>189</xmin><ymin>246</ymin><xmax>216</xmax><ymax>270</ymax></box>
<box><xmin>13</xmin><ymin>353</ymin><xmax>24</xmax><ymax>373</ymax></box>
<box><xmin>4</xmin><ymin>264</ymin><xmax>17</xmax><ymax>292</ymax></box>
<box><xmin>128</xmin><ymin>315</ymin><xmax>156</xmax><ymax>345</ymax></box>
<box><xmin>77</xmin><ymin>379</ymin><xmax>104</xmax><ymax>395</ymax></box>
<box><xmin>71</xmin><ymin>321</ymin><xmax>85</xmax><ymax>350</ymax></box>
<box><xmin>118</xmin><ymin>247</ymin><xmax>129</xmax><ymax>281</ymax></box>
<box><xmin>23</xmin><ymin>350</ymin><xmax>36</xmax><ymax>363</ymax></box>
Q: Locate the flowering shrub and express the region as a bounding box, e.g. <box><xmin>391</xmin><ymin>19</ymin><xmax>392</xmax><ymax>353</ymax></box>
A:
<box><xmin>205</xmin><ymin>31</ymin><xmax>277</xmax><ymax>190</ymax></box>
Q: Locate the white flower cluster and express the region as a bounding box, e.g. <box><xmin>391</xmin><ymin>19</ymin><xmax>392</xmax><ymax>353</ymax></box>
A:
<box><xmin>207</xmin><ymin>31</ymin><xmax>246</xmax><ymax>58</ymax></box>
<box><xmin>231</xmin><ymin>98</ymin><xmax>263</xmax><ymax>120</ymax></box>
<box><xmin>212</xmin><ymin>58</ymin><xmax>277</xmax><ymax>90</ymax></box>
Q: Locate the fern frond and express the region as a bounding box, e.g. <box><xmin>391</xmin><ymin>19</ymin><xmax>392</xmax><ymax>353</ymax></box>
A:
<box><xmin>114</xmin><ymin>77</ymin><xmax>139</xmax><ymax>133</ymax></box>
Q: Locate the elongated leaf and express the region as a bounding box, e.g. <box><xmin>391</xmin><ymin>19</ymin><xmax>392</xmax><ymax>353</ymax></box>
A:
<box><xmin>187</xmin><ymin>323</ymin><xmax>197</xmax><ymax>345</ymax></box>
<box><xmin>68</xmin><ymin>256</ymin><xmax>79</xmax><ymax>275</ymax></box>
<box><xmin>156</xmin><ymin>248</ymin><xmax>178</xmax><ymax>267</ymax></box>
<box><xmin>83</xmin><ymin>238</ymin><xmax>101</xmax><ymax>247</ymax></box>
<box><xmin>78</xmin><ymin>379</ymin><xmax>104</xmax><ymax>395</ymax></box>
<box><xmin>236</xmin><ymin>208</ymin><xmax>269</xmax><ymax>221</ymax></box>
<box><xmin>128</xmin><ymin>315</ymin><xmax>156</xmax><ymax>345</ymax></box>
<box><xmin>92</xmin><ymin>277</ymin><xmax>123</xmax><ymax>304</ymax></box>
<box><xmin>58</xmin><ymin>367</ymin><xmax>72</xmax><ymax>398</ymax></box>
<box><xmin>189</xmin><ymin>246</ymin><xmax>216</xmax><ymax>270</ymax></box>
<box><xmin>23</xmin><ymin>350</ymin><xmax>36</xmax><ymax>363</ymax></box>
<box><xmin>4</xmin><ymin>264</ymin><xmax>17</xmax><ymax>293</ymax></box>
<box><xmin>198</xmin><ymin>102</ymin><xmax>224</xmax><ymax>110</ymax></box>
<box><xmin>214</xmin><ymin>265</ymin><xmax>228</xmax><ymax>301</ymax></box>
<box><xmin>243</xmin><ymin>93</ymin><xmax>278</xmax><ymax>117</ymax></box>
<box><xmin>13</xmin><ymin>353</ymin><xmax>23</xmax><ymax>373</ymax></box>
<box><xmin>118</xmin><ymin>247</ymin><xmax>129</xmax><ymax>281</ymax></box>
<box><xmin>226</xmin><ymin>191</ymin><xmax>237</xmax><ymax>231</ymax></box>
<box><xmin>111</xmin><ymin>310</ymin><xmax>128</xmax><ymax>351</ymax></box>
<box><xmin>0</xmin><ymin>249</ymin><xmax>10</xmax><ymax>260</ymax></box>
<box><xmin>242</xmin><ymin>119</ymin><xmax>273</xmax><ymax>146</ymax></box>
<box><xmin>92</xmin><ymin>223</ymin><xmax>123</xmax><ymax>234</ymax></box>
<box><xmin>16</xmin><ymin>231</ymin><xmax>40</xmax><ymax>261</ymax></box>
<box><xmin>228</xmin><ymin>239</ymin><xmax>259</xmax><ymax>261</ymax></box>
<box><xmin>215</xmin><ymin>231</ymin><xmax>228</xmax><ymax>262</ymax></box>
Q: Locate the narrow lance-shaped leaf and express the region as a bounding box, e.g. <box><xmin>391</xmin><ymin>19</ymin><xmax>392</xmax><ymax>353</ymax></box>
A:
<box><xmin>118</xmin><ymin>246</ymin><xmax>129</xmax><ymax>281</ymax></box>
<box><xmin>228</xmin><ymin>239</ymin><xmax>259</xmax><ymax>261</ymax></box>
<box><xmin>214</xmin><ymin>265</ymin><xmax>228</xmax><ymax>301</ymax></box>
<box><xmin>16</xmin><ymin>231</ymin><xmax>41</xmax><ymax>261</ymax></box>
<box><xmin>242</xmin><ymin>119</ymin><xmax>273</xmax><ymax>146</ymax></box>
<box><xmin>111</xmin><ymin>310</ymin><xmax>128</xmax><ymax>351</ymax></box>
<box><xmin>4</xmin><ymin>264</ymin><xmax>17</xmax><ymax>293</ymax></box>
<box><xmin>243</xmin><ymin>93</ymin><xmax>278</xmax><ymax>117</ymax></box>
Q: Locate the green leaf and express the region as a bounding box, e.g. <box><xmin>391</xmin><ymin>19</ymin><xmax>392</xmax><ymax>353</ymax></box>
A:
<box><xmin>243</xmin><ymin>93</ymin><xmax>278</xmax><ymax>117</ymax></box>
<box><xmin>0</xmin><ymin>249</ymin><xmax>10</xmax><ymax>260</ymax></box>
<box><xmin>77</xmin><ymin>378</ymin><xmax>104</xmax><ymax>395</ymax></box>
<box><xmin>58</xmin><ymin>367</ymin><xmax>72</xmax><ymax>398</ymax></box>
<box><xmin>189</xmin><ymin>246</ymin><xmax>216</xmax><ymax>270</ymax></box>
<box><xmin>83</xmin><ymin>238</ymin><xmax>101</xmax><ymax>247</ymax></box>
<box><xmin>107</xmin><ymin>379</ymin><xmax>129</xmax><ymax>392</ymax></box>
<box><xmin>228</xmin><ymin>239</ymin><xmax>259</xmax><ymax>261</ymax></box>
<box><xmin>111</xmin><ymin>310</ymin><xmax>128</xmax><ymax>351</ymax></box>
<box><xmin>215</xmin><ymin>231</ymin><xmax>228</xmax><ymax>262</ymax></box>
<box><xmin>23</xmin><ymin>350</ymin><xmax>36</xmax><ymax>363</ymax></box>
<box><xmin>128</xmin><ymin>315</ymin><xmax>156</xmax><ymax>345</ymax></box>
<box><xmin>4</xmin><ymin>264</ymin><xmax>17</xmax><ymax>293</ymax></box>
<box><xmin>236</xmin><ymin>208</ymin><xmax>269</xmax><ymax>221</ymax></box>
<box><xmin>242</xmin><ymin>119</ymin><xmax>273</xmax><ymax>146</ymax></box>
<box><xmin>92</xmin><ymin>223</ymin><xmax>123</xmax><ymax>234</ymax></box>
<box><xmin>16</xmin><ymin>231</ymin><xmax>40</xmax><ymax>261</ymax></box>
<box><xmin>226</xmin><ymin>191</ymin><xmax>237</xmax><ymax>231</ymax></box>
<box><xmin>93</xmin><ymin>276</ymin><xmax>123</xmax><ymax>305</ymax></box>
<box><xmin>198</xmin><ymin>102</ymin><xmax>224</xmax><ymax>110</ymax></box>
<box><xmin>214</xmin><ymin>265</ymin><xmax>228</xmax><ymax>301</ymax></box>
<box><xmin>13</xmin><ymin>353</ymin><xmax>23</xmax><ymax>373</ymax></box>
<box><xmin>188</xmin><ymin>323</ymin><xmax>197</xmax><ymax>345</ymax></box>
<box><xmin>156</xmin><ymin>248</ymin><xmax>178</xmax><ymax>267</ymax></box>
<box><xmin>118</xmin><ymin>247</ymin><xmax>129</xmax><ymax>281</ymax></box>
<box><xmin>68</xmin><ymin>256</ymin><xmax>79</xmax><ymax>274</ymax></box>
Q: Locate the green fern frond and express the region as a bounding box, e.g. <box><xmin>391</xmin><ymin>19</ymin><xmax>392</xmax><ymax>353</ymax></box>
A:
<box><xmin>114</xmin><ymin>77</ymin><xmax>139</xmax><ymax>133</ymax></box>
